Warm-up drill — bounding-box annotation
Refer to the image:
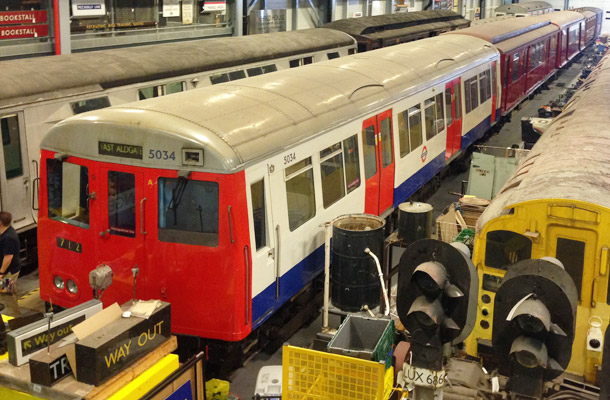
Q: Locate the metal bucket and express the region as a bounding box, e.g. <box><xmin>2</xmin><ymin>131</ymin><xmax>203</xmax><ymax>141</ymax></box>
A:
<box><xmin>397</xmin><ymin>202</ymin><xmax>433</xmax><ymax>244</ymax></box>
<box><xmin>331</xmin><ymin>214</ymin><xmax>385</xmax><ymax>312</ymax></box>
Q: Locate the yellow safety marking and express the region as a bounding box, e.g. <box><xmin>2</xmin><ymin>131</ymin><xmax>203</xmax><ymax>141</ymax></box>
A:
<box><xmin>108</xmin><ymin>354</ymin><xmax>179</xmax><ymax>400</ymax></box>
<box><xmin>0</xmin><ymin>385</ymin><xmax>44</xmax><ymax>400</ymax></box>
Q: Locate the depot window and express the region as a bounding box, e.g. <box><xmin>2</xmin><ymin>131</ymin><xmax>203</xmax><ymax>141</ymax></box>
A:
<box><xmin>158</xmin><ymin>178</ymin><xmax>219</xmax><ymax>247</ymax></box>
<box><xmin>46</xmin><ymin>159</ymin><xmax>90</xmax><ymax>229</ymax></box>
<box><xmin>285</xmin><ymin>157</ymin><xmax>316</xmax><ymax>231</ymax></box>
<box><xmin>484</xmin><ymin>230</ymin><xmax>532</xmax><ymax>269</ymax></box>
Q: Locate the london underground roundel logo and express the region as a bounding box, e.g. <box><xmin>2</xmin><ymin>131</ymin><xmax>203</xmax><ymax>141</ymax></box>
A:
<box><xmin>421</xmin><ymin>146</ymin><xmax>428</xmax><ymax>163</ymax></box>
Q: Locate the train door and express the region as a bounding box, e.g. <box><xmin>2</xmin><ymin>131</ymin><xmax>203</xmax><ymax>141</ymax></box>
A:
<box><xmin>98</xmin><ymin>167</ymin><xmax>147</xmax><ymax>296</ymax></box>
<box><xmin>247</xmin><ymin>166</ymin><xmax>276</xmax><ymax>325</ymax></box>
<box><xmin>0</xmin><ymin>113</ymin><xmax>31</xmax><ymax>231</ymax></box>
<box><xmin>445</xmin><ymin>78</ymin><xmax>463</xmax><ymax>159</ymax></box>
<box><xmin>362</xmin><ymin>109</ymin><xmax>395</xmax><ymax>215</ymax></box>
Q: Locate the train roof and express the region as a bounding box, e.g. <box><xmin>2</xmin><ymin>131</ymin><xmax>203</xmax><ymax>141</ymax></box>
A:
<box><xmin>444</xmin><ymin>15</ymin><xmax>552</xmax><ymax>45</ymax></box>
<box><xmin>547</xmin><ymin>10</ymin><xmax>584</xmax><ymax>30</ymax></box>
<box><xmin>323</xmin><ymin>10</ymin><xmax>469</xmax><ymax>40</ymax></box>
<box><xmin>494</xmin><ymin>1</ymin><xmax>553</xmax><ymax>14</ymax></box>
<box><xmin>0</xmin><ymin>29</ymin><xmax>355</xmax><ymax>108</ymax></box>
<box><xmin>478</xmin><ymin>53</ymin><xmax>610</xmax><ymax>231</ymax></box>
<box><xmin>42</xmin><ymin>34</ymin><xmax>497</xmax><ymax>173</ymax></box>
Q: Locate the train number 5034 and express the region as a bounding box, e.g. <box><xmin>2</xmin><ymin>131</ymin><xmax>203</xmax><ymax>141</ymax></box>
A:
<box><xmin>149</xmin><ymin>149</ymin><xmax>176</xmax><ymax>161</ymax></box>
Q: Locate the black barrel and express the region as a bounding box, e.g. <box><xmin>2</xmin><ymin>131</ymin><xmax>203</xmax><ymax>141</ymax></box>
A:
<box><xmin>331</xmin><ymin>214</ymin><xmax>385</xmax><ymax>312</ymax></box>
<box><xmin>397</xmin><ymin>202</ymin><xmax>433</xmax><ymax>244</ymax></box>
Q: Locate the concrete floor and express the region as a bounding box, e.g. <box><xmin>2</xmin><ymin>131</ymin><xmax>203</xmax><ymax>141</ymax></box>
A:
<box><xmin>0</xmin><ymin>57</ymin><xmax>587</xmax><ymax>400</ymax></box>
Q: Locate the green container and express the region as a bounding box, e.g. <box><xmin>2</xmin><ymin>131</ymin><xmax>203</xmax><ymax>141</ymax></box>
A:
<box><xmin>327</xmin><ymin>315</ymin><xmax>394</xmax><ymax>366</ymax></box>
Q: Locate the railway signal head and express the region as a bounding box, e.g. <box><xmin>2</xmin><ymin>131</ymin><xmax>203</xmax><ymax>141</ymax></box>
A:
<box><xmin>492</xmin><ymin>259</ymin><xmax>578</xmax><ymax>399</ymax></box>
<box><xmin>397</xmin><ymin>239</ymin><xmax>478</xmax><ymax>371</ymax></box>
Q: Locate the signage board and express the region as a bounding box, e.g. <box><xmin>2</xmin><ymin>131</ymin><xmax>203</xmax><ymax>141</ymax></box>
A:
<box><xmin>72</xmin><ymin>0</ymin><xmax>106</xmax><ymax>17</ymax></box>
<box><xmin>0</xmin><ymin>11</ymin><xmax>47</xmax><ymax>25</ymax></box>
<box><xmin>202</xmin><ymin>1</ymin><xmax>226</xmax><ymax>12</ymax></box>
<box><xmin>248</xmin><ymin>9</ymin><xmax>286</xmax><ymax>34</ymax></box>
<box><xmin>164</xmin><ymin>0</ymin><xmax>181</xmax><ymax>17</ymax></box>
<box><xmin>0</xmin><ymin>24</ymin><xmax>48</xmax><ymax>39</ymax></box>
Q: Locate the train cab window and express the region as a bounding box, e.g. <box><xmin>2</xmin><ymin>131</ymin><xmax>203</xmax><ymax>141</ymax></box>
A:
<box><xmin>158</xmin><ymin>178</ymin><xmax>219</xmax><ymax>247</ymax></box>
<box><xmin>512</xmin><ymin>53</ymin><xmax>520</xmax><ymax>83</ymax></box>
<box><xmin>71</xmin><ymin>97</ymin><xmax>111</xmax><ymax>114</ymax></box>
<box><xmin>363</xmin><ymin>125</ymin><xmax>377</xmax><ymax>179</ymax></box>
<box><xmin>250</xmin><ymin>180</ymin><xmax>266</xmax><ymax>250</ymax></box>
<box><xmin>285</xmin><ymin>157</ymin><xmax>316</xmax><ymax>231</ymax></box>
<box><xmin>210</xmin><ymin>73</ymin><xmax>230</xmax><ymax>85</ymax></box>
<box><xmin>464</xmin><ymin>76</ymin><xmax>478</xmax><ymax>114</ymax></box>
<box><xmin>46</xmin><ymin>159</ymin><xmax>90</xmax><ymax>229</ymax></box>
<box><xmin>479</xmin><ymin>70</ymin><xmax>491</xmax><ymax>102</ymax></box>
<box><xmin>320</xmin><ymin>143</ymin><xmax>346</xmax><ymax>208</ymax></box>
<box><xmin>380</xmin><ymin>116</ymin><xmax>393</xmax><ymax>167</ymax></box>
<box><xmin>108</xmin><ymin>171</ymin><xmax>136</xmax><ymax>238</ymax></box>
<box><xmin>555</xmin><ymin>238</ymin><xmax>585</xmax><ymax>301</ymax></box>
<box><xmin>484</xmin><ymin>230</ymin><xmax>532</xmax><ymax>270</ymax></box>
<box><xmin>228</xmin><ymin>70</ymin><xmax>246</xmax><ymax>81</ymax></box>
<box><xmin>247</xmin><ymin>67</ymin><xmax>263</xmax><ymax>77</ymax></box>
<box><xmin>165</xmin><ymin>81</ymin><xmax>186</xmax><ymax>95</ymax></box>
<box><xmin>1</xmin><ymin>115</ymin><xmax>23</xmax><ymax>179</ymax></box>
<box><xmin>262</xmin><ymin>64</ymin><xmax>277</xmax><ymax>74</ymax></box>
<box><xmin>327</xmin><ymin>52</ymin><xmax>340</xmax><ymax>60</ymax></box>
<box><xmin>343</xmin><ymin>135</ymin><xmax>361</xmax><ymax>193</ymax></box>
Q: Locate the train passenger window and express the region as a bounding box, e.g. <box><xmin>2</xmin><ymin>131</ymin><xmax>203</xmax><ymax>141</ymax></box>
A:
<box><xmin>550</xmin><ymin>36</ymin><xmax>557</xmax><ymax>64</ymax></box>
<box><xmin>398</xmin><ymin>110</ymin><xmax>410</xmax><ymax>156</ymax></box>
<box><xmin>464</xmin><ymin>76</ymin><xmax>478</xmax><ymax>114</ymax></box>
<box><xmin>250</xmin><ymin>180</ymin><xmax>266</xmax><ymax>250</ymax></box>
<box><xmin>343</xmin><ymin>135</ymin><xmax>361</xmax><ymax>193</ymax></box>
<box><xmin>490</xmin><ymin>68</ymin><xmax>496</xmax><ymax>97</ymax></box>
<box><xmin>108</xmin><ymin>171</ymin><xmax>136</xmax><ymax>238</ymax></box>
<box><xmin>158</xmin><ymin>178</ymin><xmax>219</xmax><ymax>247</ymax></box>
<box><xmin>0</xmin><ymin>115</ymin><xmax>23</xmax><ymax>179</ymax></box>
<box><xmin>285</xmin><ymin>158</ymin><xmax>316</xmax><ymax>231</ymax></box>
<box><xmin>455</xmin><ymin>83</ymin><xmax>462</xmax><ymax>120</ymax></box>
<box><xmin>555</xmin><ymin>238</ymin><xmax>585</xmax><ymax>301</ymax></box>
<box><xmin>512</xmin><ymin>53</ymin><xmax>520</xmax><ymax>83</ymax></box>
<box><xmin>262</xmin><ymin>65</ymin><xmax>277</xmax><ymax>74</ymax></box>
<box><xmin>138</xmin><ymin>86</ymin><xmax>164</xmax><ymax>100</ymax></box>
<box><xmin>289</xmin><ymin>59</ymin><xmax>300</xmax><ymax>68</ymax></box>
<box><xmin>424</xmin><ymin>98</ymin><xmax>437</xmax><ymax>140</ymax></box>
<box><xmin>210</xmin><ymin>73</ymin><xmax>230</xmax><ymax>85</ymax></box>
<box><xmin>327</xmin><ymin>52</ymin><xmax>340</xmax><ymax>60</ymax></box>
<box><xmin>409</xmin><ymin>106</ymin><xmax>423</xmax><ymax>150</ymax></box>
<box><xmin>304</xmin><ymin>57</ymin><xmax>313</xmax><ymax>65</ymax></box>
<box><xmin>484</xmin><ymin>230</ymin><xmax>532</xmax><ymax>270</ymax></box>
<box><xmin>247</xmin><ymin>67</ymin><xmax>263</xmax><ymax>77</ymax></box>
<box><xmin>380</xmin><ymin>117</ymin><xmax>393</xmax><ymax>168</ymax></box>
<box><xmin>46</xmin><ymin>159</ymin><xmax>89</xmax><ymax>228</ymax></box>
<box><xmin>444</xmin><ymin>88</ymin><xmax>453</xmax><ymax>127</ymax></box>
<box><xmin>71</xmin><ymin>97</ymin><xmax>111</xmax><ymax>114</ymax></box>
<box><xmin>320</xmin><ymin>143</ymin><xmax>346</xmax><ymax>208</ymax></box>
<box><xmin>229</xmin><ymin>70</ymin><xmax>246</xmax><ymax>81</ymax></box>
<box><xmin>363</xmin><ymin>125</ymin><xmax>377</xmax><ymax>179</ymax></box>
<box><xmin>165</xmin><ymin>81</ymin><xmax>185</xmax><ymax>95</ymax></box>
<box><xmin>479</xmin><ymin>70</ymin><xmax>491</xmax><ymax>103</ymax></box>
<box><xmin>434</xmin><ymin>93</ymin><xmax>445</xmax><ymax>133</ymax></box>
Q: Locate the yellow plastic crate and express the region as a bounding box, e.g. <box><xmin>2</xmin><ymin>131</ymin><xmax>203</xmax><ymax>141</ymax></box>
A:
<box><xmin>283</xmin><ymin>345</ymin><xmax>393</xmax><ymax>400</ymax></box>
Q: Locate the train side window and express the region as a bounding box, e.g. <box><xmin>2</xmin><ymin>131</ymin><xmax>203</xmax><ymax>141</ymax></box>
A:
<box><xmin>424</xmin><ymin>98</ymin><xmax>437</xmax><ymax>140</ymax></box>
<box><xmin>455</xmin><ymin>83</ymin><xmax>462</xmax><ymax>120</ymax></box>
<box><xmin>409</xmin><ymin>105</ymin><xmax>423</xmax><ymax>150</ymax></box>
<box><xmin>285</xmin><ymin>157</ymin><xmax>316</xmax><ymax>231</ymax></box>
<box><xmin>490</xmin><ymin>67</ymin><xmax>496</xmax><ymax>97</ymax></box>
<box><xmin>289</xmin><ymin>59</ymin><xmax>300</xmax><ymax>68</ymax></box>
<box><xmin>165</xmin><ymin>81</ymin><xmax>185</xmax><ymax>95</ymax></box>
<box><xmin>512</xmin><ymin>53</ymin><xmax>520</xmax><ymax>82</ymax></box>
<box><xmin>348</xmin><ymin>48</ymin><xmax>356</xmax><ymax>55</ymax></box>
<box><xmin>434</xmin><ymin>93</ymin><xmax>445</xmax><ymax>132</ymax></box>
<box><xmin>247</xmin><ymin>67</ymin><xmax>263</xmax><ymax>77</ymax></box>
<box><xmin>210</xmin><ymin>73</ymin><xmax>230</xmax><ymax>85</ymax></box>
<box><xmin>398</xmin><ymin>110</ymin><xmax>410</xmax><ymax>157</ymax></box>
<box><xmin>479</xmin><ymin>70</ymin><xmax>491</xmax><ymax>102</ymax></box>
<box><xmin>320</xmin><ymin>143</ymin><xmax>346</xmax><ymax>208</ymax></box>
<box><xmin>549</xmin><ymin>36</ymin><xmax>557</xmax><ymax>64</ymax></box>
<box><xmin>46</xmin><ymin>159</ymin><xmax>90</xmax><ymax>229</ymax></box>
<box><xmin>250</xmin><ymin>179</ymin><xmax>266</xmax><ymax>250</ymax></box>
<box><xmin>1</xmin><ymin>115</ymin><xmax>23</xmax><ymax>179</ymax></box>
<box><xmin>444</xmin><ymin>88</ymin><xmax>452</xmax><ymax>127</ymax></box>
<box><xmin>262</xmin><ymin>64</ymin><xmax>277</xmax><ymax>74</ymax></box>
<box><xmin>464</xmin><ymin>76</ymin><xmax>478</xmax><ymax>114</ymax></box>
<box><xmin>304</xmin><ymin>56</ymin><xmax>313</xmax><ymax>65</ymax></box>
<box><xmin>484</xmin><ymin>230</ymin><xmax>532</xmax><ymax>270</ymax></box>
<box><xmin>555</xmin><ymin>238</ymin><xmax>585</xmax><ymax>301</ymax></box>
<box><xmin>363</xmin><ymin>125</ymin><xmax>377</xmax><ymax>179</ymax></box>
<box><xmin>343</xmin><ymin>134</ymin><xmax>361</xmax><ymax>193</ymax></box>
<box><xmin>380</xmin><ymin>116</ymin><xmax>393</xmax><ymax>167</ymax></box>
<box><xmin>158</xmin><ymin>178</ymin><xmax>219</xmax><ymax>247</ymax></box>
<box><xmin>138</xmin><ymin>86</ymin><xmax>163</xmax><ymax>100</ymax></box>
<box><xmin>108</xmin><ymin>171</ymin><xmax>136</xmax><ymax>238</ymax></box>
<box><xmin>327</xmin><ymin>52</ymin><xmax>340</xmax><ymax>60</ymax></box>
<box><xmin>229</xmin><ymin>70</ymin><xmax>246</xmax><ymax>81</ymax></box>
<box><xmin>71</xmin><ymin>97</ymin><xmax>111</xmax><ymax>114</ymax></box>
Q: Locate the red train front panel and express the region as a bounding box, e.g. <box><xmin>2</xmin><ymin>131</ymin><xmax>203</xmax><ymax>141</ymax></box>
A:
<box><xmin>38</xmin><ymin>149</ymin><xmax>252</xmax><ymax>341</ymax></box>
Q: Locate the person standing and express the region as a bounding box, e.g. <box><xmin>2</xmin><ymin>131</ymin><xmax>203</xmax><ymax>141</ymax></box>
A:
<box><xmin>0</xmin><ymin>211</ymin><xmax>20</xmax><ymax>298</ymax></box>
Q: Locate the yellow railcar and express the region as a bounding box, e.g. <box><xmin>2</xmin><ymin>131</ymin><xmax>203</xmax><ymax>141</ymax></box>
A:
<box><xmin>465</xmin><ymin>54</ymin><xmax>610</xmax><ymax>385</ymax></box>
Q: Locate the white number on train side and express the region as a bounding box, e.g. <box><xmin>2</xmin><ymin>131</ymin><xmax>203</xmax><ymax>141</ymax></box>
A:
<box><xmin>283</xmin><ymin>152</ymin><xmax>296</xmax><ymax>165</ymax></box>
<box><xmin>148</xmin><ymin>149</ymin><xmax>176</xmax><ymax>161</ymax></box>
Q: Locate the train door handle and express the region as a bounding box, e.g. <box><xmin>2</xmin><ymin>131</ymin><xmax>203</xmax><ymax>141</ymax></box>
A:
<box><xmin>99</xmin><ymin>228</ymin><xmax>111</xmax><ymax>237</ymax></box>
<box><xmin>140</xmin><ymin>198</ymin><xmax>147</xmax><ymax>235</ymax></box>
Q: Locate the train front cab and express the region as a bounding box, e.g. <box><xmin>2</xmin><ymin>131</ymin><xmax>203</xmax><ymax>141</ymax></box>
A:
<box><xmin>466</xmin><ymin>199</ymin><xmax>610</xmax><ymax>384</ymax></box>
<box><xmin>38</xmin><ymin>149</ymin><xmax>253</xmax><ymax>343</ymax></box>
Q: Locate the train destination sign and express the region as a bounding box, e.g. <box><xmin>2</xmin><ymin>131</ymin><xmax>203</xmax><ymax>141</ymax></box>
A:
<box><xmin>99</xmin><ymin>141</ymin><xmax>143</xmax><ymax>160</ymax></box>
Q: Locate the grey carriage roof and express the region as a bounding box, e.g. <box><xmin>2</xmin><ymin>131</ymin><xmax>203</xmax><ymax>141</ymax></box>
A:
<box><xmin>0</xmin><ymin>28</ymin><xmax>355</xmax><ymax>108</ymax></box>
<box><xmin>42</xmin><ymin>34</ymin><xmax>497</xmax><ymax>172</ymax></box>
<box><xmin>494</xmin><ymin>1</ymin><xmax>553</xmax><ymax>14</ymax></box>
<box><xmin>478</xmin><ymin>53</ymin><xmax>610</xmax><ymax>231</ymax></box>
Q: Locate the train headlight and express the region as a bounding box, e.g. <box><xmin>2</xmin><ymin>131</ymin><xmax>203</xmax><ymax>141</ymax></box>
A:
<box><xmin>53</xmin><ymin>276</ymin><xmax>65</xmax><ymax>290</ymax></box>
<box><xmin>67</xmin><ymin>279</ymin><xmax>78</xmax><ymax>294</ymax></box>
